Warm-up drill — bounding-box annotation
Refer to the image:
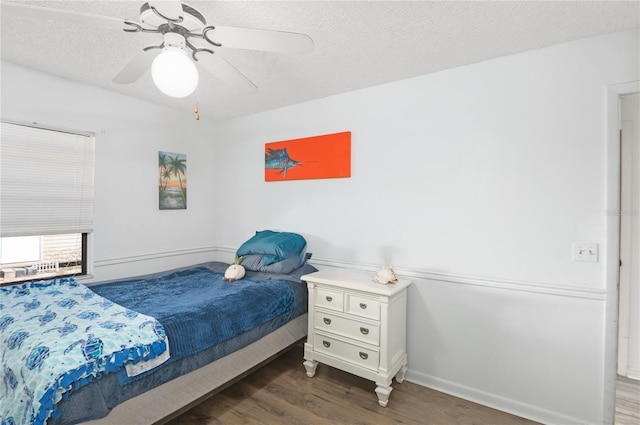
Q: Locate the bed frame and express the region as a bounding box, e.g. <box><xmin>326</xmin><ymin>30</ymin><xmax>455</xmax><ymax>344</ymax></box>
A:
<box><xmin>82</xmin><ymin>314</ymin><xmax>307</xmax><ymax>424</ymax></box>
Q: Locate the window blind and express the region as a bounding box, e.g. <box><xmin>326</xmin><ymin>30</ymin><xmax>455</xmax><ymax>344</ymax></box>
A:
<box><xmin>0</xmin><ymin>120</ymin><xmax>95</xmax><ymax>237</ymax></box>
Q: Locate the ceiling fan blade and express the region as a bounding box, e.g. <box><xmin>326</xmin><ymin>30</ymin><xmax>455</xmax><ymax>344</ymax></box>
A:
<box><xmin>147</xmin><ymin>1</ymin><xmax>184</xmax><ymax>22</ymax></box>
<box><xmin>195</xmin><ymin>52</ymin><xmax>257</xmax><ymax>94</ymax></box>
<box><xmin>1</xmin><ymin>1</ymin><xmax>126</xmax><ymax>31</ymax></box>
<box><xmin>113</xmin><ymin>48</ymin><xmax>160</xmax><ymax>84</ymax></box>
<box><xmin>204</xmin><ymin>26</ymin><xmax>314</xmax><ymax>54</ymax></box>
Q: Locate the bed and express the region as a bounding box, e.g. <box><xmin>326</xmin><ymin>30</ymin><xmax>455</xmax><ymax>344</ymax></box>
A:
<box><xmin>1</xmin><ymin>231</ymin><xmax>316</xmax><ymax>425</ymax></box>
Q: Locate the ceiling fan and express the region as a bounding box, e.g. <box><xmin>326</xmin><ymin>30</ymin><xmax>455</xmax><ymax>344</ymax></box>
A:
<box><xmin>2</xmin><ymin>1</ymin><xmax>314</xmax><ymax>98</ymax></box>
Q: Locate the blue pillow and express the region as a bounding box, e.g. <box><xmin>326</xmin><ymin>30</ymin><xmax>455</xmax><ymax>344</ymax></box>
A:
<box><xmin>241</xmin><ymin>252</ymin><xmax>312</xmax><ymax>274</ymax></box>
<box><xmin>237</xmin><ymin>230</ymin><xmax>307</xmax><ymax>265</ymax></box>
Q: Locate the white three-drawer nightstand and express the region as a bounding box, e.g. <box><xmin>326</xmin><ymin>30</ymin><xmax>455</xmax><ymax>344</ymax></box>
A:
<box><xmin>301</xmin><ymin>268</ymin><xmax>411</xmax><ymax>407</ymax></box>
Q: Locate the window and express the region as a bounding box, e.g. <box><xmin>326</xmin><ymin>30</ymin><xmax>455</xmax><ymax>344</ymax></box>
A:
<box><xmin>0</xmin><ymin>120</ymin><xmax>94</xmax><ymax>285</ymax></box>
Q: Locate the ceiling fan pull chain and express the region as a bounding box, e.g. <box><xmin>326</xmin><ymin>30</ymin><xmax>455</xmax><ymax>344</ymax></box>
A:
<box><xmin>194</xmin><ymin>95</ymin><xmax>200</xmax><ymax>121</ymax></box>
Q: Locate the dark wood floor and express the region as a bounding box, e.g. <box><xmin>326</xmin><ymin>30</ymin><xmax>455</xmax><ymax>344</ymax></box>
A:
<box><xmin>166</xmin><ymin>345</ymin><xmax>538</xmax><ymax>425</ymax></box>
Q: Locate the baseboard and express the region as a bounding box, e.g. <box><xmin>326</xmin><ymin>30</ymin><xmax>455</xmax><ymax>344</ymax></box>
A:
<box><xmin>405</xmin><ymin>369</ymin><xmax>599</xmax><ymax>425</ymax></box>
<box><xmin>626</xmin><ymin>367</ymin><xmax>640</xmax><ymax>380</ymax></box>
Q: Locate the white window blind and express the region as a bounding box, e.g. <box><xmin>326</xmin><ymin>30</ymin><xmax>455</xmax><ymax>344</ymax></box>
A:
<box><xmin>0</xmin><ymin>120</ymin><xmax>95</xmax><ymax>237</ymax></box>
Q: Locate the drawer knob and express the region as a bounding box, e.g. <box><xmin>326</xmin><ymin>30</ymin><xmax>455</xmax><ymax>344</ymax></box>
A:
<box><xmin>360</xmin><ymin>327</ymin><xmax>369</xmax><ymax>335</ymax></box>
<box><xmin>326</xmin><ymin>296</ymin><xmax>333</xmax><ymax>302</ymax></box>
<box><xmin>359</xmin><ymin>303</ymin><xmax>367</xmax><ymax>309</ymax></box>
<box><xmin>323</xmin><ymin>340</ymin><xmax>331</xmax><ymax>348</ymax></box>
<box><xmin>323</xmin><ymin>318</ymin><xmax>332</xmax><ymax>325</ymax></box>
<box><xmin>359</xmin><ymin>352</ymin><xmax>368</xmax><ymax>360</ymax></box>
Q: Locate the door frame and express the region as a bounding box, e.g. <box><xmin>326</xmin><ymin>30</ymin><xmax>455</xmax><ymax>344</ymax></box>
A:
<box><xmin>604</xmin><ymin>81</ymin><xmax>639</xmax><ymax>424</ymax></box>
<box><xmin>618</xmin><ymin>93</ymin><xmax>639</xmax><ymax>379</ymax></box>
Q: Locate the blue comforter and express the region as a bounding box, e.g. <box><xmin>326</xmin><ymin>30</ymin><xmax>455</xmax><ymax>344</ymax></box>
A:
<box><xmin>90</xmin><ymin>266</ymin><xmax>296</xmax><ymax>377</ymax></box>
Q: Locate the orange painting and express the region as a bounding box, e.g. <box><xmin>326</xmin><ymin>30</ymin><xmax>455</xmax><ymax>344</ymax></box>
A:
<box><xmin>265</xmin><ymin>131</ymin><xmax>351</xmax><ymax>181</ymax></box>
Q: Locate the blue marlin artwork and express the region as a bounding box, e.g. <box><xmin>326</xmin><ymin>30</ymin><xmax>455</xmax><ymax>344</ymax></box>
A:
<box><xmin>265</xmin><ymin>132</ymin><xmax>351</xmax><ymax>181</ymax></box>
<box><xmin>265</xmin><ymin>148</ymin><xmax>302</xmax><ymax>177</ymax></box>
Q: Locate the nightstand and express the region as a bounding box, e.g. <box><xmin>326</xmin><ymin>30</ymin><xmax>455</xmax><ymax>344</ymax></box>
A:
<box><xmin>302</xmin><ymin>268</ymin><xmax>411</xmax><ymax>407</ymax></box>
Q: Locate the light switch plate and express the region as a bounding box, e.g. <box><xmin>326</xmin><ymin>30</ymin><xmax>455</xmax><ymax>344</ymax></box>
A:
<box><xmin>573</xmin><ymin>242</ymin><xmax>599</xmax><ymax>262</ymax></box>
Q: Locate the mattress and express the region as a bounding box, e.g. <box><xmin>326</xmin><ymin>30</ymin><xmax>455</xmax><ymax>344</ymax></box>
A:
<box><xmin>82</xmin><ymin>314</ymin><xmax>308</xmax><ymax>425</ymax></box>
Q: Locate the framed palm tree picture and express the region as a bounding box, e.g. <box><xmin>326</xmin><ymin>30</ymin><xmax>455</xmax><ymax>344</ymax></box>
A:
<box><xmin>158</xmin><ymin>151</ymin><xmax>187</xmax><ymax>210</ymax></box>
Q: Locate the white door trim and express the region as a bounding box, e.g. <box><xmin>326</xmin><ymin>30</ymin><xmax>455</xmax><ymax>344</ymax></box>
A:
<box><xmin>618</xmin><ymin>93</ymin><xmax>640</xmax><ymax>379</ymax></box>
<box><xmin>604</xmin><ymin>81</ymin><xmax>640</xmax><ymax>425</ymax></box>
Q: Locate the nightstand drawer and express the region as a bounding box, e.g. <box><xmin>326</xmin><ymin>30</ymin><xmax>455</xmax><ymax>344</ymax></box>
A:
<box><xmin>314</xmin><ymin>312</ymin><xmax>380</xmax><ymax>346</ymax></box>
<box><xmin>314</xmin><ymin>334</ymin><xmax>380</xmax><ymax>371</ymax></box>
<box><xmin>316</xmin><ymin>288</ymin><xmax>344</xmax><ymax>312</ymax></box>
<box><xmin>346</xmin><ymin>294</ymin><xmax>380</xmax><ymax>320</ymax></box>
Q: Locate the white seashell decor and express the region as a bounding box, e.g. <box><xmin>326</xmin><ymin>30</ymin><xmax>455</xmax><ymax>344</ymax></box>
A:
<box><xmin>373</xmin><ymin>266</ymin><xmax>398</xmax><ymax>284</ymax></box>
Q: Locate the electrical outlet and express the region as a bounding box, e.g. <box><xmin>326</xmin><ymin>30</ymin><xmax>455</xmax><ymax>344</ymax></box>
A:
<box><xmin>573</xmin><ymin>242</ymin><xmax>599</xmax><ymax>262</ymax></box>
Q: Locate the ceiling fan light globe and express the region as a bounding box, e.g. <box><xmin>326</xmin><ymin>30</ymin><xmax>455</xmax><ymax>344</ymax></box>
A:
<box><xmin>151</xmin><ymin>47</ymin><xmax>199</xmax><ymax>98</ymax></box>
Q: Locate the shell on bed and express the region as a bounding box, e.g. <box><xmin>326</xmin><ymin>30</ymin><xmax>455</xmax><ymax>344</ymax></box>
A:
<box><xmin>223</xmin><ymin>264</ymin><xmax>246</xmax><ymax>282</ymax></box>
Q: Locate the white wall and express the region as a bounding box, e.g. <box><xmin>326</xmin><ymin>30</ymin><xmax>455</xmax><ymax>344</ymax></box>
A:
<box><xmin>1</xmin><ymin>62</ymin><xmax>219</xmax><ymax>281</ymax></box>
<box><xmin>2</xmin><ymin>28</ymin><xmax>638</xmax><ymax>425</ymax></box>
<box><xmin>214</xmin><ymin>30</ymin><xmax>638</xmax><ymax>288</ymax></box>
<box><xmin>212</xmin><ymin>30</ymin><xmax>639</xmax><ymax>425</ymax></box>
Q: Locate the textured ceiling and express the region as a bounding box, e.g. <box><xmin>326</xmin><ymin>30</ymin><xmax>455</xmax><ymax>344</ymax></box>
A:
<box><xmin>1</xmin><ymin>1</ymin><xmax>639</xmax><ymax>122</ymax></box>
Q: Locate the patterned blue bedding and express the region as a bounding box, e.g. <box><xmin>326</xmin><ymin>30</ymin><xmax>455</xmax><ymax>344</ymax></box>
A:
<box><xmin>0</xmin><ymin>278</ymin><xmax>167</xmax><ymax>425</ymax></box>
